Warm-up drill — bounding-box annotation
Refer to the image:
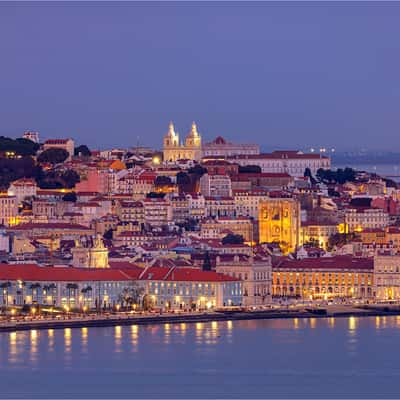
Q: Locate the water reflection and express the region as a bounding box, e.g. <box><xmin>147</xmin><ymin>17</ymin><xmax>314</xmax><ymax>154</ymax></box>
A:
<box><xmin>30</xmin><ymin>330</ymin><xmax>38</xmax><ymax>363</ymax></box>
<box><xmin>64</xmin><ymin>328</ymin><xmax>72</xmax><ymax>354</ymax></box>
<box><xmin>9</xmin><ymin>332</ymin><xmax>17</xmax><ymax>364</ymax></box>
<box><xmin>293</xmin><ymin>318</ymin><xmax>299</xmax><ymax>330</ymax></box>
<box><xmin>310</xmin><ymin>318</ymin><xmax>316</xmax><ymax>329</ymax></box>
<box><xmin>329</xmin><ymin>317</ymin><xmax>335</xmax><ymax>328</ymax></box>
<box><xmin>131</xmin><ymin>325</ymin><xmax>138</xmax><ymax>350</ymax></box>
<box><xmin>81</xmin><ymin>327</ymin><xmax>88</xmax><ymax>352</ymax></box>
<box><xmin>115</xmin><ymin>326</ymin><xmax>122</xmax><ymax>352</ymax></box>
<box><xmin>48</xmin><ymin>329</ymin><xmax>54</xmax><ymax>352</ymax></box>
<box><xmin>349</xmin><ymin>316</ymin><xmax>357</xmax><ymax>332</ymax></box>
<box><xmin>347</xmin><ymin>316</ymin><xmax>358</xmax><ymax>356</ymax></box>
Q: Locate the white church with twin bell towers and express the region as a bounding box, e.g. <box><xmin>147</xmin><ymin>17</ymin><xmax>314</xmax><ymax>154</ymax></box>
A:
<box><xmin>163</xmin><ymin>121</ymin><xmax>202</xmax><ymax>162</ymax></box>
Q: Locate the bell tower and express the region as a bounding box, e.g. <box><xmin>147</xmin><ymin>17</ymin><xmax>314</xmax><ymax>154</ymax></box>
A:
<box><xmin>184</xmin><ymin>121</ymin><xmax>202</xmax><ymax>160</ymax></box>
<box><xmin>163</xmin><ymin>121</ymin><xmax>180</xmax><ymax>162</ymax></box>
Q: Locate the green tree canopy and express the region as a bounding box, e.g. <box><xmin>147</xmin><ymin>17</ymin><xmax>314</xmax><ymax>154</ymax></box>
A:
<box><xmin>37</xmin><ymin>148</ymin><xmax>69</xmax><ymax>164</ymax></box>
<box><xmin>0</xmin><ymin>136</ymin><xmax>39</xmax><ymax>156</ymax></box>
<box><xmin>62</xmin><ymin>192</ymin><xmax>77</xmax><ymax>202</ymax></box>
<box><xmin>74</xmin><ymin>145</ymin><xmax>91</xmax><ymax>157</ymax></box>
<box><xmin>238</xmin><ymin>165</ymin><xmax>262</xmax><ymax>174</ymax></box>
<box><xmin>222</xmin><ymin>233</ymin><xmax>245</xmax><ymax>245</ymax></box>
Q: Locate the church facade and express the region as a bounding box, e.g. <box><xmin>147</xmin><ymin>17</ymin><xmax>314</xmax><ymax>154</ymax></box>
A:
<box><xmin>163</xmin><ymin>122</ymin><xmax>202</xmax><ymax>162</ymax></box>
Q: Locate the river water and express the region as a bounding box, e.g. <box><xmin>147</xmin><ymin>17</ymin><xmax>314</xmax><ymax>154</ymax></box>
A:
<box><xmin>0</xmin><ymin>316</ymin><xmax>399</xmax><ymax>398</ymax></box>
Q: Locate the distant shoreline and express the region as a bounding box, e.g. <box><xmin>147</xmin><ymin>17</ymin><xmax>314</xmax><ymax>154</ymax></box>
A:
<box><xmin>1</xmin><ymin>306</ymin><xmax>399</xmax><ymax>333</ymax></box>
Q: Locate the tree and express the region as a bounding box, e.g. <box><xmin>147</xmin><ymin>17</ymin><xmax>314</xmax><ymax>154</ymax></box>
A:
<box><xmin>176</xmin><ymin>172</ymin><xmax>191</xmax><ymax>185</ymax></box>
<box><xmin>62</xmin><ymin>192</ymin><xmax>77</xmax><ymax>202</ymax></box>
<box><xmin>202</xmin><ymin>251</ymin><xmax>212</xmax><ymax>271</ymax></box>
<box><xmin>118</xmin><ymin>283</ymin><xmax>144</xmax><ymax>309</ymax></box>
<box><xmin>29</xmin><ymin>283</ymin><xmax>41</xmax><ymax>303</ymax></box>
<box><xmin>222</xmin><ymin>233</ymin><xmax>245</xmax><ymax>245</ymax></box>
<box><xmin>0</xmin><ymin>156</ymin><xmax>40</xmax><ymax>190</ymax></box>
<box><xmin>327</xmin><ymin>232</ymin><xmax>356</xmax><ymax>251</ymax></box>
<box><xmin>0</xmin><ymin>136</ymin><xmax>39</xmax><ymax>156</ymax></box>
<box><xmin>103</xmin><ymin>228</ymin><xmax>114</xmax><ymax>240</ymax></box>
<box><xmin>304</xmin><ymin>167</ymin><xmax>317</xmax><ymax>185</ymax></box>
<box><xmin>66</xmin><ymin>283</ymin><xmax>79</xmax><ymax>307</ymax></box>
<box><xmin>303</xmin><ymin>238</ymin><xmax>320</xmax><ymax>248</ymax></box>
<box><xmin>316</xmin><ymin>167</ymin><xmax>357</xmax><ymax>184</ymax></box>
<box><xmin>60</xmin><ymin>169</ymin><xmax>80</xmax><ymax>188</ymax></box>
<box><xmin>238</xmin><ymin>165</ymin><xmax>261</xmax><ymax>174</ymax></box>
<box><xmin>74</xmin><ymin>145</ymin><xmax>91</xmax><ymax>157</ymax></box>
<box><xmin>155</xmin><ymin>176</ymin><xmax>172</xmax><ymax>186</ymax></box>
<box><xmin>188</xmin><ymin>164</ymin><xmax>207</xmax><ymax>177</ymax></box>
<box><xmin>37</xmin><ymin>148</ymin><xmax>69</xmax><ymax>164</ymax></box>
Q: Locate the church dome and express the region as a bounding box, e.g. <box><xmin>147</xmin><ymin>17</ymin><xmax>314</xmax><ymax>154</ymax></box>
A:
<box><xmin>214</xmin><ymin>136</ymin><xmax>226</xmax><ymax>145</ymax></box>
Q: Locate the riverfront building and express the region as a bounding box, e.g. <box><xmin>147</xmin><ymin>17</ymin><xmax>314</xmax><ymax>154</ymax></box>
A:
<box><xmin>374</xmin><ymin>254</ymin><xmax>400</xmax><ymax>301</ymax></box>
<box><xmin>272</xmin><ymin>256</ymin><xmax>373</xmax><ymax>300</ymax></box>
<box><xmin>0</xmin><ymin>263</ymin><xmax>242</xmax><ymax>310</ymax></box>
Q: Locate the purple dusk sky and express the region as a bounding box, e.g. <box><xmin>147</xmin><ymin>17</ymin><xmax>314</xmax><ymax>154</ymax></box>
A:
<box><xmin>1</xmin><ymin>2</ymin><xmax>400</xmax><ymax>151</ymax></box>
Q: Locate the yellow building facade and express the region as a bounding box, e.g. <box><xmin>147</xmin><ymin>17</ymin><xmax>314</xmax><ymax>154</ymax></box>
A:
<box><xmin>272</xmin><ymin>256</ymin><xmax>373</xmax><ymax>299</ymax></box>
<box><xmin>163</xmin><ymin>122</ymin><xmax>202</xmax><ymax>162</ymax></box>
<box><xmin>258</xmin><ymin>198</ymin><xmax>300</xmax><ymax>253</ymax></box>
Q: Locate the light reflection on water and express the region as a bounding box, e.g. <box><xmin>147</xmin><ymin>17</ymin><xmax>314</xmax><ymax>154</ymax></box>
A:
<box><xmin>1</xmin><ymin>316</ymin><xmax>400</xmax><ymax>398</ymax></box>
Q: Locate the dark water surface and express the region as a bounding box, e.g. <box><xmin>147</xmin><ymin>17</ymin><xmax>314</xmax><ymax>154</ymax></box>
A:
<box><xmin>0</xmin><ymin>316</ymin><xmax>399</xmax><ymax>398</ymax></box>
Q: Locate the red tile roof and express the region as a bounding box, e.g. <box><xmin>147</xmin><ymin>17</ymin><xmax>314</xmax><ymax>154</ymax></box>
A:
<box><xmin>272</xmin><ymin>255</ymin><xmax>373</xmax><ymax>271</ymax></box>
<box><xmin>0</xmin><ymin>264</ymin><xmax>137</xmax><ymax>281</ymax></box>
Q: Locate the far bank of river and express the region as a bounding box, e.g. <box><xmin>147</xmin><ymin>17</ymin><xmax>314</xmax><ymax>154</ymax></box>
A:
<box><xmin>2</xmin><ymin>304</ymin><xmax>400</xmax><ymax>333</ymax></box>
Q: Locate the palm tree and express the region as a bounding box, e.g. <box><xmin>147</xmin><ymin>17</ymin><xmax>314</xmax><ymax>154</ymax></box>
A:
<box><xmin>43</xmin><ymin>283</ymin><xmax>57</xmax><ymax>305</ymax></box>
<box><xmin>29</xmin><ymin>283</ymin><xmax>41</xmax><ymax>304</ymax></box>
<box><xmin>66</xmin><ymin>283</ymin><xmax>79</xmax><ymax>307</ymax></box>
<box><xmin>16</xmin><ymin>281</ymin><xmax>26</xmax><ymax>305</ymax></box>
<box><xmin>81</xmin><ymin>285</ymin><xmax>92</xmax><ymax>308</ymax></box>
<box><xmin>0</xmin><ymin>281</ymin><xmax>12</xmax><ymax>306</ymax></box>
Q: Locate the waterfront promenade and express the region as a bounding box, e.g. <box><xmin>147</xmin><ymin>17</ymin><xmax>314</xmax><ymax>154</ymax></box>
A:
<box><xmin>1</xmin><ymin>304</ymin><xmax>400</xmax><ymax>332</ymax></box>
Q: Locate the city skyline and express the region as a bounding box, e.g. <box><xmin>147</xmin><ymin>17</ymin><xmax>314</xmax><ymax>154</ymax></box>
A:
<box><xmin>1</xmin><ymin>2</ymin><xmax>400</xmax><ymax>150</ymax></box>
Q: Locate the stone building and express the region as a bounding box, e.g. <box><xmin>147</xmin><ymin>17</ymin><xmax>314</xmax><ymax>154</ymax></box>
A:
<box><xmin>259</xmin><ymin>197</ymin><xmax>301</xmax><ymax>253</ymax></box>
<box><xmin>163</xmin><ymin>122</ymin><xmax>202</xmax><ymax>162</ymax></box>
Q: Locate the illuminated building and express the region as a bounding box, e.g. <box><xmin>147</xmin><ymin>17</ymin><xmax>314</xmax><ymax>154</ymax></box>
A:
<box><xmin>186</xmin><ymin>193</ymin><xmax>206</xmax><ymax>221</ymax></box>
<box><xmin>204</xmin><ymin>196</ymin><xmax>236</xmax><ymax>218</ymax></box>
<box><xmin>202</xmin><ymin>136</ymin><xmax>260</xmax><ymax>157</ymax></box>
<box><xmin>141</xmin><ymin>266</ymin><xmax>242</xmax><ymax>310</ymax></box>
<box><xmin>163</xmin><ymin>122</ymin><xmax>202</xmax><ymax>162</ymax></box>
<box><xmin>143</xmin><ymin>197</ymin><xmax>173</xmax><ymax>227</ymax></box>
<box><xmin>42</xmin><ymin>138</ymin><xmax>75</xmax><ymax>160</ymax></box>
<box><xmin>170</xmin><ymin>194</ymin><xmax>190</xmax><ymax>223</ymax></box>
<box><xmin>115</xmin><ymin>200</ymin><xmax>145</xmax><ymax>224</ymax></box>
<box><xmin>258</xmin><ymin>198</ymin><xmax>301</xmax><ymax>253</ymax></box>
<box><xmin>7</xmin><ymin>178</ymin><xmax>37</xmax><ymax>205</ymax></box>
<box><xmin>0</xmin><ymin>263</ymin><xmax>243</xmax><ymax>310</ymax></box>
<box><xmin>215</xmin><ymin>254</ymin><xmax>271</xmax><ymax>306</ymax></box>
<box><xmin>200</xmin><ymin>217</ymin><xmax>255</xmax><ymax>244</ymax></box>
<box><xmin>22</xmin><ymin>131</ymin><xmax>40</xmax><ymax>143</ymax></box>
<box><xmin>300</xmin><ymin>221</ymin><xmax>339</xmax><ymax>250</ymax></box>
<box><xmin>0</xmin><ymin>195</ymin><xmax>18</xmax><ymax>226</ymax></box>
<box><xmin>71</xmin><ymin>234</ymin><xmax>109</xmax><ymax>268</ymax></box>
<box><xmin>220</xmin><ymin>150</ymin><xmax>330</xmax><ymax>177</ymax></box>
<box><xmin>374</xmin><ymin>254</ymin><xmax>400</xmax><ymax>301</ymax></box>
<box><xmin>199</xmin><ymin>173</ymin><xmax>232</xmax><ymax>197</ymax></box>
<box><xmin>344</xmin><ymin>207</ymin><xmax>389</xmax><ymax>233</ymax></box>
<box><xmin>233</xmin><ymin>190</ymin><xmax>269</xmax><ymax>219</ymax></box>
<box><xmin>272</xmin><ymin>255</ymin><xmax>373</xmax><ymax>299</ymax></box>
